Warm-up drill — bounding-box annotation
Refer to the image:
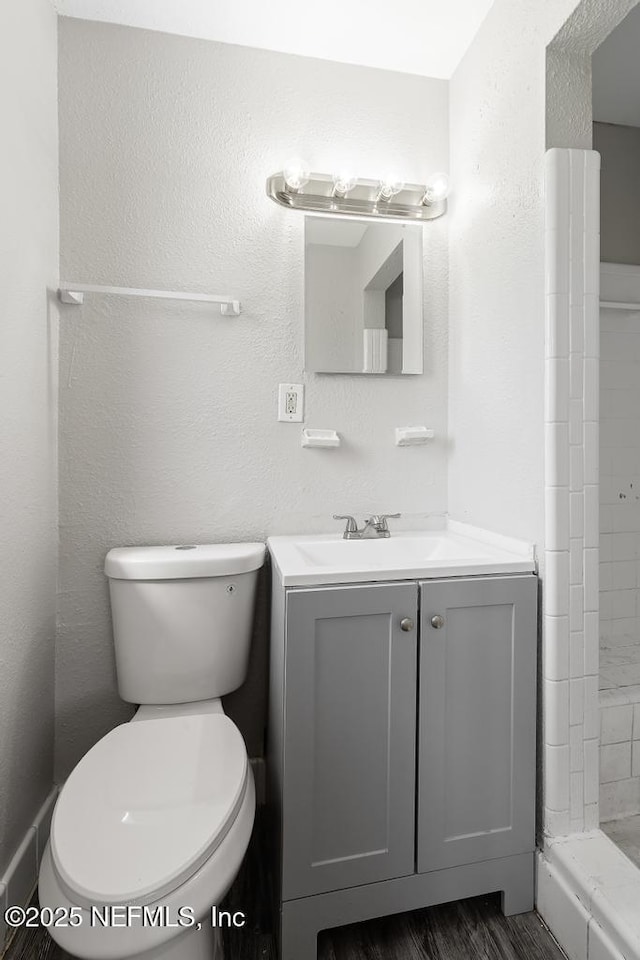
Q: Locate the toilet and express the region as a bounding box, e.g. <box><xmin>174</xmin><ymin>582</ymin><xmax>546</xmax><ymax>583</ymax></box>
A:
<box><xmin>39</xmin><ymin>541</ymin><xmax>266</xmax><ymax>960</ymax></box>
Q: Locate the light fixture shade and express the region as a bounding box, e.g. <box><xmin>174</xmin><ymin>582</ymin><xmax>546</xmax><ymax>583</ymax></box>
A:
<box><xmin>423</xmin><ymin>172</ymin><xmax>450</xmax><ymax>205</ymax></box>
<box><xmin>283</xmin><ymin>158</ymin><xmax>311</xmax><ymax>191</ymax></box>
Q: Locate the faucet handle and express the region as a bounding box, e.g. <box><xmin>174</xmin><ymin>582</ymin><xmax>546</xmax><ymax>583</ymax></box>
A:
<box><xmin>368</xmin><ymin>513</ymin><xmax>401</xmax><ymax>532</ymax></box>
<box><xmin>333</xmin><ymin>514</ymin><xmax>358</xmax><ymax>536</ymax></box>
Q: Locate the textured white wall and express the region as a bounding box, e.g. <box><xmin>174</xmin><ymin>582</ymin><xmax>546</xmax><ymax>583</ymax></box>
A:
<box><xmin>0</xmin><ymin>0</ymin><xmax>58</xmax><ymax>871</ymax></box>
<box><xmin>56</xmin><ymin>19</ymin><xmax>449</xmax><ymax>777</ymax></box>
<box><xmin>447</xmin><ymin>0</ymin><xmax>603</xmax><ymax>547</ymax></box>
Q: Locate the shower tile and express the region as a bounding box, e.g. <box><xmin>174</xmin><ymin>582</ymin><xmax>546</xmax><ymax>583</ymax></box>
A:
<box><xmin>570</xmin><ymin>444</ymin><xmax>584</xmax><ymax>492</ymax></box>
<box><xmin>608</xmin><ymin>590</ymin><xmax>636</xmax><ymax>620</ymax></box>
<box><xmin>570</xmin><ymin>399</ymin><xmax>583</xmax><ymax>445</ymax></box>
<box><xmin>604</xmin><ymin>664</ymin><xmax>640</xmax><ymax>688</ymax></box>
<box><xmin>585</xmin><ymin>484</ymin><xmax>599</xmax><ymax>548</ymax></box>
<box><xmin>570</xmin><ymin>724</ymin><xmax>584</xmax><ymax>772</ymax></box>
<box><xmin>546</xmin><ymin>295</ymin><xmax>571</xmax><ymax>359</ymax></box>
<box><xmin>546</xmin><ymin>487</ymin><xmax>570</xmax><ymax>552</ymax></box>
<box><xmin>570</xmin><ymin>492</ymin><xmax>585</xmax><ymax>539</ymax></box>
<box><xmin>584</xmin><ymin>548</ymin><xmax>599</xmax><ymax>612</ymax></box>
<box><xmin>546</xmin><ymin>358</ymin><xmax>570</xmax><ymax>424</ymax></box>
<box><xmin>570</xmin><ymin>538</ymin><xmax>583</xmax><ymax>583</ymax></box>
<box><xmin>588</xmin><ymin>739</ymin><xmax>601</xmax><ymax>802</ymax></box>
<box><xmin>545</xmin><ymin>679</ymin><xmax>569</xmax><ymax>746</ymax></box>
<box><xmin>545</xmin><ymin>615</ymin><xmax>570</xmax><ymax>681</ymax></box>
<box><xmin>570</xmin><ymin>678</ymin><xmax>585</xmax><ymax>726</ymax></box>
<box><xmin>546</xmin><ymin>423</ymin><xmax>570</xmax><ymax>487</ymax></box>
<box><xmin>584</xmin><ymin>803</ymin><xmax>599</xmax><ymax>830</ymax></box>
<box><xmin>600</xmin><ymin>778</ymin><xmax>640</xmax><ymax>821</ymax></box>
<box><xmin>611</xmin><ymin>561</ymin><xmax>636</xmax><ymax>591</ymax></box>
<box><xmin>570</xmin><ymin>632</ymin><xmax>584</xmax><ymax>679</ymax></box>
<box><xmin>622</xmin><ymin>684</ymin><xmax>640</xmax><ymax>703</ymax></box>
<box><xmin>600</xmin><ymin>742</ymin><xmax>631</xmax><ymax>783</ymax></box>
<box><xmin>633</xmin><ymin>703</ymin><xmax>640</xmax><ymax>738</ymax></box>
<box><xmin>585</xmin><ymin>612</ymin><xmax>599</xmax><ymax>675</ymax></box>
<box><xmin>611</xmin><ymin>533</ymin><xmax>638</xmax><ymax>560</ymax></box>
<box><xmin>584</xmin><ymin>422</ymin><xmax>599</xmax><ymax>485</ymax></box>
<box><xmin>570</xmin><ymin>771</ymin><xmax>584</xmax><ymax>820</ymax></box>
<box><xmin>537</xmin><ymin>858</ymin><xmax>589</xmax><ymax>960</ymax></box>
<box><xmin>600</xmin><ymin>704</ymin><xmax>633</xmax><ymax>745</ymax></box>
<box><xmin>600</xmin><ymin>688</ymin><xmax>630</xmax><ymax>707</ymax></box>
<box><xmin>545</xmin><ymin>553</ymin><xmax>570</xmax><ymax>618</ymax></box>
<box><xmin>570</xmin><ymin>300</ymin><xmax>585</xmax><ymax>355</ymax></box>
<box><xmin>584</xmin><ymin>358</ymin><xmax>599</xmax><ymax>422</ymax></box>
<box><xmin>545</xmin><ymin>744</ymin><xmax>570</xmax><ymax>812</ymax></box>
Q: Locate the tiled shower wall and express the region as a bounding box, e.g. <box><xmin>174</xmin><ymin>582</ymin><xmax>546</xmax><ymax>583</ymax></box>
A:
<box><xmin>544</xmin><ymin>148</ymin><xmax>600</xmax><ymax>837</ymax></box>
<box><xmin>600</xmin><ymin>305</ymin><xmax>640</xmax><ymax>654</ymax></box>
<box><xmin>599</xmin><ymin>264</ymin><xmax>640</xmax><ymax>820</ymax></box>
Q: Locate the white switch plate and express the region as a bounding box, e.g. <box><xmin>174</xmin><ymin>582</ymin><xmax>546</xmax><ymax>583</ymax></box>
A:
<box><xmin>278</xmin><ymin>383</ymin><xmax>304</xmax><ymax>422</ymax></box>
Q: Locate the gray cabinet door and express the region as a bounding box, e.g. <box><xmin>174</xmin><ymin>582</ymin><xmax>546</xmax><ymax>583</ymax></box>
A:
<box><xmin>282</xmin><ymin>582</ymin><xmax>418</xmax><ymax>900</ymax></box>
<box><xmin>417</xmin><ymin>575</ymin><xmax>537</xmax><ymax>874</ymax></box>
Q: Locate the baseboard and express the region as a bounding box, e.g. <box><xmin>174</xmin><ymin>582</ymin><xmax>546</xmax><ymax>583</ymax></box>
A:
<box><xmin>0</xmin><ymin>787</ymin><xmax>58</xmax><ymax>956</ymax></box>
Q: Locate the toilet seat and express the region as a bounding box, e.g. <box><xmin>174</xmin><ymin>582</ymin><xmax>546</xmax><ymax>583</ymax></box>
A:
<box><xmin>51</xmin><ymin>715</ymin><xmax>248</xmax><ymax>910</ymax></box>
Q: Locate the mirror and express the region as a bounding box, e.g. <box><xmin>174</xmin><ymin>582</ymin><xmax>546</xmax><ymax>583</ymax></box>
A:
<box><xmin>304</xmin><ymin>216</ymin><xmax>423</xmax><ymax>375</ymax></box>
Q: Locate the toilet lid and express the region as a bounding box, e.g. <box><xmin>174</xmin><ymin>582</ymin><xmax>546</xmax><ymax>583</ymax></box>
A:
<box><xmin>51</xmin><ymin>715</ymin><xmax>248</xmax><ymax>908</ymax></box>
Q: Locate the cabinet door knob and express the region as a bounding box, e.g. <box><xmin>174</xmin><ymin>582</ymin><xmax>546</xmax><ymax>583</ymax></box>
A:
<box><xmin>400</xmin><ymin>617</ymin><xmax>415</xmax><ymax>632</ymax></box>
<box><xmin>431</xmin><ymin>614</ymin><xmax>445</xmax><ymax>629</ymax></box>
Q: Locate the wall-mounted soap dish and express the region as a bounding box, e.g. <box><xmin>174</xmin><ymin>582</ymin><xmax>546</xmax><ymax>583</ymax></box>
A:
<box><xmin>395</xmin><ymin>426</ymin><xmax>435</xmax><ymax>446</ymax></box>
<box><xmin>301</xmin><ymin>429</ymin><xmax>341</xmax><ymax>448</ymax></box>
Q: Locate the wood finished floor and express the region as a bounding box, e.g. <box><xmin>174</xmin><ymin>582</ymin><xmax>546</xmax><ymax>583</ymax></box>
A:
<box><xmin>5</xmin><ymin>815</ymin><xmax>566</xmax><ymax>960</ymax></box>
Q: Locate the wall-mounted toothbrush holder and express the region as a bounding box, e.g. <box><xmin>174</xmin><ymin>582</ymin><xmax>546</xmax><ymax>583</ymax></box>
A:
<box><xmin>301</xmin><ymin>429</ymin><xmax>341</xmax><ymax>448</ymax></box>
<box><xmin>395</xmin><ymin>426</ymin><xmax>435</xmax><ymax>446</ymax></box>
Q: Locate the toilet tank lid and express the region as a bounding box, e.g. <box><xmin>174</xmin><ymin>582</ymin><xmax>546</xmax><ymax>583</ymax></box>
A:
<box><xmin>104</xmin><ymin>542</ymin><xmax>266</xmax><ymax>580</ymax></box>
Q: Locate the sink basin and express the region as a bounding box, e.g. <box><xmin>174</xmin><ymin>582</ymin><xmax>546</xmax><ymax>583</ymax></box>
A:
<box><xmin>293</xmin><ymin>534</ymin><xmax>490</xmax><ymax>568</ymax></box>
<box><xmin>268</xmin><ymin>524</ymin><xmax>535</xmax><ymax>586</ymax></box>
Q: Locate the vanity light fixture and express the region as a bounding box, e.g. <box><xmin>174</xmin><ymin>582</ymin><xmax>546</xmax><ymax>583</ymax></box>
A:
<box><xmin>267</xmin><ymin>165</ymin><xmax>449</xmax><ymax>222</ymax></box>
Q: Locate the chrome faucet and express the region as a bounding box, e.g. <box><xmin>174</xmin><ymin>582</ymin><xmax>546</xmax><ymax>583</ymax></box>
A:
<box><xmin>333</xmin><ymin>514</ymin><xmax>401</xmax><ymax>540</ymax></box>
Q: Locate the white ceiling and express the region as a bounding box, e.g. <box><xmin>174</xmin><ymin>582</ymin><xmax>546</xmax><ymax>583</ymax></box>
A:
<box><xmin>593</xmin><ymin>3</ymin><xmax>640</xmax><ymax>127</ymax></box>
<box><xmin>53</xmin><ymin>0</ymin><xmax>495</xmax><ymax>79</ymax></box>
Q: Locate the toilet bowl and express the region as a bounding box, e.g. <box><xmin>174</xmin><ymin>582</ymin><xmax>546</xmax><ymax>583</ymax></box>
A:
<box><xmin>39</xmin><ymin>541</ymin><xmax>265</xmax><ymax>960</ymax></box>
<box><xmin>40</xmin><ymin>712</ymin><xmax>255</xmax><ymax>959</ymax></box>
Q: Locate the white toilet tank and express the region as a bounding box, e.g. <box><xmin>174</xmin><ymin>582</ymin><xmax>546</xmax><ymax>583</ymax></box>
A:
<box><xmin>104</xmin><ymin>542</ymin><xmax>265</xmax><ymax>705</ymax></box>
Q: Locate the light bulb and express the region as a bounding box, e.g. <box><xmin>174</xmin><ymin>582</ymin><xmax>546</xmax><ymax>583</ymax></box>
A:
<box><xmin>332</xmin><ymin>170</ymin><xmax>357</xmax><ymax>197</ymax></box>
<box><xmin>423</xmin><ymin>172</ymin><xmax>450</xmax><ymax>205</ymax></box>
<box><xmin>377</xmin><ymin>176</ymin><xmax>404</xmax><ymax>201</ymax></box>
<box><xmin>283</xmin><ymin>157</ymin><xmax>310</xmax><ymax>191</ymax></box>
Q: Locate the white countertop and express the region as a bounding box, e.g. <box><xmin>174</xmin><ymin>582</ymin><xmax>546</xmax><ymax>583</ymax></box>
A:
<box><xmin>268</xmin><ymin>520</ymin><xmax>536</xmax><ymax>587</ymax></box>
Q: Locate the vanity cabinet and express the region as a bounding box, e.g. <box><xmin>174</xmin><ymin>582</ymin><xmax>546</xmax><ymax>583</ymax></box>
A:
<box><xmin>268</xmin><ymin>572</ymin><xmax>537</xmax><ymax>960</ymax></box>
<box><xmin>282</xmin><ymin>583</ymin><xmax>418</xmax><ymax>899</ymax></box>
<box><xmin>417</xmin><ymin>577</ymin><xmax>537</xmax><ymax>872</ymax></box>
